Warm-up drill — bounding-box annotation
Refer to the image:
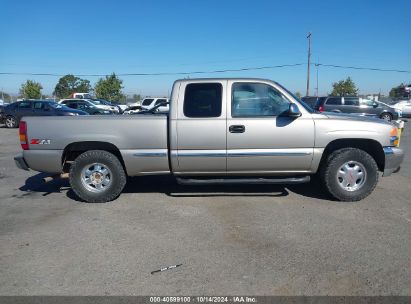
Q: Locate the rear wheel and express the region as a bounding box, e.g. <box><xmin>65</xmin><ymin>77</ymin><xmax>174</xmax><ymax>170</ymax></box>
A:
<box><xmin>69</xmin><ymin>150</ymin><xmax>126</xmax><ymax>203</ymax></box>
<box><xmin>5</xmin><ymin>116</ymin><xmax>17</xmax><ymax>128</ymax></box>
<box><xmin>380</xmin><ymin>113</ymin><xmax>392</xmax><ymax>121</ymax></box>
<box><xmin>320</xmin><ymin>148</ymin><xmax>379</xmax><ymax>202</ymax></box>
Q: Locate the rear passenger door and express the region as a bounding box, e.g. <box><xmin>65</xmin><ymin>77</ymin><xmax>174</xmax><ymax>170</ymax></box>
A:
<box><xmin>324</xmin><ymin>97</ymin><xmax>343</xmax><ymax>112</ymax></box>
<box><xmin>175</xmin><ymin>81</ymin><xmax>227</xmax><ymax>173</ymax></box>
<box><xmin>17</xmin><ymin>101</ymin><xmax>34</xmax><ymax>119</ymax></box>
<box><xmin>342</xmin><ymin>97</ymin><xmax>360</xmax><ymax>114</ymax></box>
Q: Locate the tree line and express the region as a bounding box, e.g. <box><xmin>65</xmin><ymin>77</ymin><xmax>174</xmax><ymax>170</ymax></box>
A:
<box><xmin>5</xmin><ymin>75</ymin><xmax>411</xmax><ymax>102</ymax></box>
<box><xmin>17</xmin><ymin>73</ymin><xmax>126</xmax><ymax>102</ymax></box>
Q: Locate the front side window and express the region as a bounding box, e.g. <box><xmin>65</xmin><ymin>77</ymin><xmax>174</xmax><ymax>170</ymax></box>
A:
<box><xmin>183</xmin><ymin>83</ymin><xmax>222</xmax><ymax>118</ymax></box>
<box><xmin>360</xmin><ymin>99</ymin><xmax>375</xmax><ymax>106</ymax></box>
<box><xmin>231</xmin><ymin>83</ymin><xmax>290</xmax><ymax>117</ymax></box>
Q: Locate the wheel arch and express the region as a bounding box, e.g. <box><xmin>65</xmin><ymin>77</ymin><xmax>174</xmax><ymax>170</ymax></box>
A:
<box><xmin>319</xmin><ymin>138</ymin><xmax>385</xmax><ymax>172</ymax></box>
<box><xmin>62</xmin><ymin>141</ymin><xmax>127</xmax><ymax>175</ymax></box>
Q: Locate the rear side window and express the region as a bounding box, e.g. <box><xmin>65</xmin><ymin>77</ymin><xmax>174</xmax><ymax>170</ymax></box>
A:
<box><xmin>142</xmin><ymin>99</ymin><xmax>154</xmax><ymax>106</ymax></box>
<box><xmin>325</xmin><ymin>97</ymin><xmax>342</xmax><ymax>105</ymax></box>
<box><xmin>183</xmin><ymin>83</ymin><xmax>222</xmax><ymax>118</ymax></box>
<box><xmin>344</xmin><ymin>97</ymin><xmax>359</xmax><ymax>106</ymax></box>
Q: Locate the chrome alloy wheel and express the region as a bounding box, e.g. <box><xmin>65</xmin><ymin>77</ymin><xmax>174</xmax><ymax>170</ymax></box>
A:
<box><xmin>81</xmin><ymin>163</ymin><xmax>112</xmax><ymax>193</ymax></box>
<box><xmin>6</xmin><ymin>116</ymin><xmax>16</xmax><ymax>128</ymax></box>
<box><xmin>337</xmin><ymin>161</ymin><xmax>367</xmax><ymax>192</ymax></box>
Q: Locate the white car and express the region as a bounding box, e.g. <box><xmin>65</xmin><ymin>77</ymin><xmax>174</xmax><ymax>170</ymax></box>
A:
<box><xmin>123</xmin><ymin>105</ymin><xmax>143</xmax><ymax>115</ymax></box>
<box><xmin>392</xmin><ymin>100</ymin><xmax>411</xmax><ymax>118</ymax></box>
<box><xmin>140</xmin><ymin>97</ymin><xmax>169</xmax><ymax>112</ymax></box>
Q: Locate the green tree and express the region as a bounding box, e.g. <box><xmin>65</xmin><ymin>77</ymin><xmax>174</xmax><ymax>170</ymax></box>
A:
<box><xmin>331</xmin><ymin>77</ymin><xmax>358</xmax><ymax>96</ymax></box>
<box><xmin>133</xmin><ymin>93</ymin><xmax>142</xmax><ymax>102</ymax></box>
<box><xmin>19</xmin><ymin>80</ymin><xmax>43</xmax><ymax>99</ymax></box>
<box><xmin>94</xmin><ymin>73</ymin><xmax>125</xmax><ymax>101</ymax></box>
<box><xmin>295</xmin><ymin>91</ymin><xmax>302</xmax><ymax>99</ymax></box>
<box><xmin>0</xmin><ymin>91</ymin><xmax>11</xmax><ymax>102</ymax></box>
<box><xmin>389</xmin><ymin>83</ymin><xmax>410</xmax><ymax>98</ymax></box>
<box><xmin>53</xmin><ymin>74</ymin><xmax>92</xmax><ymax>98</ymax></box>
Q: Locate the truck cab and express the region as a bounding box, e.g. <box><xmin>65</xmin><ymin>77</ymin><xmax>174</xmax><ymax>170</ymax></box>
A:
<box><xmin>168</xmin><ymin>79</ymin><xmax>314</xmax><ymax>175</ymax></box>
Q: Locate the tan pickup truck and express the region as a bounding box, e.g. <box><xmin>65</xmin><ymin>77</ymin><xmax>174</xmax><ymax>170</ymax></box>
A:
<box><xmin>15</xmin><ymin>78</ymin><xmax>404</xmax><ymax>203</ymax></box>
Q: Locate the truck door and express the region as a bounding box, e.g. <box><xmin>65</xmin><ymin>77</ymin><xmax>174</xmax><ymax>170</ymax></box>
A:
<box><xmin>226</xmin><ymin>80</ymin><xmax>314</xmax><ymax>173</ymax></box>
<box><xmin>174</xmin><ymin>81</ymin><xmax>227</xmax><ymax>174</ymax></box>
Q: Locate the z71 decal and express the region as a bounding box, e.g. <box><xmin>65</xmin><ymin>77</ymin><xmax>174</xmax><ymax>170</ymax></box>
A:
<box><xmin>30</xmin><ymin>139</ymin><xmax>51</xmax><ymax>145</ymax></box>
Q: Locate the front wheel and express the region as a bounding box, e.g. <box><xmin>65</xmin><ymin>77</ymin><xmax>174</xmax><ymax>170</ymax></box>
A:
<box><xmin>69</xmin><ymin>150</ymin><xmax>127</xmax><ymax>203</ymax></box>
<box><xmin>320</xmin><ymin>148</ymin><xmax>379</xmax><ymax>202</ymax></box>
<box><xmin>5</xmin><ymin>116</ymin><xmax>18</xmax><ymax>128</ymax></box>
<box><xmin>380</xmin><ymin>113</ymin><xmax>392</xmax><ymax>121</ymax></box>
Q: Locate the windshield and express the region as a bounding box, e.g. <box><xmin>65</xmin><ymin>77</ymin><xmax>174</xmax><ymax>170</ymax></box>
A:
<box><xmin>275</xmin><ymin>82</ymin><xmax>314</xmax><ymax>113</ymax></box>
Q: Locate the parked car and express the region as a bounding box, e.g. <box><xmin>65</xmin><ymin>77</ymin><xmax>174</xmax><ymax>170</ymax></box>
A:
<box><xmin>70</xmin><ymin>92</ymin><xmax>93</xmax><ymax>99</ymax></box>
<box><xmin>14</xmin><ymin>78</ymin><xmax>404</xmax><ymax>203</ymax></box>
<box><xmin>314</xmin><ymin>96</ymin><xmax>401</xmax><ymax>121</ymax></box>
<box><xmin>1</xmin><ymin>100</ymin><xmax>88</xmax><ymax>128</ymax></box>
<box><xmin>123</xmin><ymin>105</ymin><xmax>143</xmax><ymax>114</ymax></box>
<box><xmin>391</xmin><ymin>100</ymin><xmax>411</xmax><ymax>118</ymax></box>
<box><xmin>62</xmin><ymin>99</ymin><xmax>113</xmax><ymax>115</ymax></box>
<box><xmin>92</xmin><ymin>99</ymin><xmax>124</xmax><ymax>113</ymax></box>
<box><xmin>141</xmin><ymin>97</ymin><xmax>169</xmax><ymax>112</ymax></box>
<box><xmin>59</xmin><ymin>98</ymin><xmax>119</xmax><ymax>114</ymax></box>
<box><xmin>301</xmin><ymin>96</ymin><xmax>327</xmax><ymax>109</ymax></box>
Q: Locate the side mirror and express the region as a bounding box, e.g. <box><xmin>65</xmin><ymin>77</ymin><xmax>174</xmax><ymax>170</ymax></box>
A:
<box><xmin>372</xmin><ymin>102</ymin><xmax>378</xmax><ymax>108</ymax></box>
<box><xmin>288</xmin><ymin>103</ymin><xmax>301</xmax><ymax>117</ymax></box>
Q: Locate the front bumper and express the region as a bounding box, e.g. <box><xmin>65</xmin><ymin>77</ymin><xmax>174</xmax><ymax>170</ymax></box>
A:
<box><xmin>14</xmin><ymin>153</ymin><xmax>30</xmax><ymax>171</ymax></box>
<box><xmin>383</xmin><ymin>147</ymin><xmax>404</xmax><ymax>176</ymax></box>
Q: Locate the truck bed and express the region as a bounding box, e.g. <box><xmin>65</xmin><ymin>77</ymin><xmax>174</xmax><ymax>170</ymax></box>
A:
<box><xmin>22</xmin><ymin>115</ymin><xmax>170</xmax><ymax>175</ymax></box>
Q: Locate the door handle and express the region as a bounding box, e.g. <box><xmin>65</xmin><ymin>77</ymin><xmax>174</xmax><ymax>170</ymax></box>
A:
<box><xmin>229</xmin><ymin>125</ymin><xmax>245</xmax><ymax>133</ymax></box>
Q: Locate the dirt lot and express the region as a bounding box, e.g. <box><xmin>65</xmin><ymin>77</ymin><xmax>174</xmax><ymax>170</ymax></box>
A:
<box><xmin>0</xmin><ymin>122</ymin><xmax>410</xmax><ymax>295</ymax></box>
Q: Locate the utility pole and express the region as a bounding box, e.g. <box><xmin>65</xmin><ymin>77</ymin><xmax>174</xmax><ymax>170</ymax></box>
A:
<box><xmin>306</xmin><ymin>32</ymin><xmax>312</xmax><ymax>97</ymax></box>
<box><xmin>315</xmin><ymin>59</ymin><xmax>319</xmax><ymax>97</ymax></box>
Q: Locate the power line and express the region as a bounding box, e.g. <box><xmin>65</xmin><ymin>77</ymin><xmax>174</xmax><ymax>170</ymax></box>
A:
<box><xmin>0</xmin><ymin>63</ymin><xmax>305</xmax><ymax>77</ymax></box>
<box><xmin>315</xmin><ymin>63</ymin><xmax>411</xmax><ymax>73</ymax></box>
<box><xmin>0</xmin><ymin>62</ymin><xmax>410</xmax><ymax>77</ymax></box>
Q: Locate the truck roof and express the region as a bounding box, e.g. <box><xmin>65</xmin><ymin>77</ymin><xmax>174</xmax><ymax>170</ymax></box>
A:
<box><xmin>175</xmin><ymin>77</ymin><xmax>276</xmax><ymax>83</ymax></box>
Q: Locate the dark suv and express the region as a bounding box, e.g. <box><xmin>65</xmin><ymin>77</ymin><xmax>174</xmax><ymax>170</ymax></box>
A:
<box><xmin>301</xmin><ymin>96</ymin><xmax>327</xmax><ymax>109</ymax></box>
<box><xmin>314</xmin><ymin>96</ymin><xmax>400</xmax><ymax>121</ymax></box>
<box><xmin>0</xmin><ymin>100</ymin><xmax>88</xmax><ymax>128</ymax></box>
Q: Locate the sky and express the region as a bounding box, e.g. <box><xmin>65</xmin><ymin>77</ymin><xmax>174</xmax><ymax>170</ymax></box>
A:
<box><xmin>1</xmin><ymin>0</ymin><xmax>410</xmax><ymax>97</ymax></box>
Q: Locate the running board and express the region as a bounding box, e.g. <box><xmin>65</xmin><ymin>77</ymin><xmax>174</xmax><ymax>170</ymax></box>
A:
<box><xmin>176</xmin><ymin>176</ymin><xmax>310</xmax><ymax>185</ymax></box>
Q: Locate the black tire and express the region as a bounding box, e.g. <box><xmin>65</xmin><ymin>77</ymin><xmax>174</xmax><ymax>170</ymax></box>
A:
<box><xmin>5</xmin><ymin>116</ymin><xmax>18</xmax><ymax>128</ymax></box>
<box><xmin>69</xmin><ymin>150</ymin><xmax>127</xmax><ymax>203</ymax></box>
<box><xmin>380</xmin><ymin>112</ymin><xmax>392</xmax><ymax>121</ymax></box>
<box><xmin>320</xmin><ymin>148</ymin><xmax>379</xmax><ymax>202</ymax></box>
